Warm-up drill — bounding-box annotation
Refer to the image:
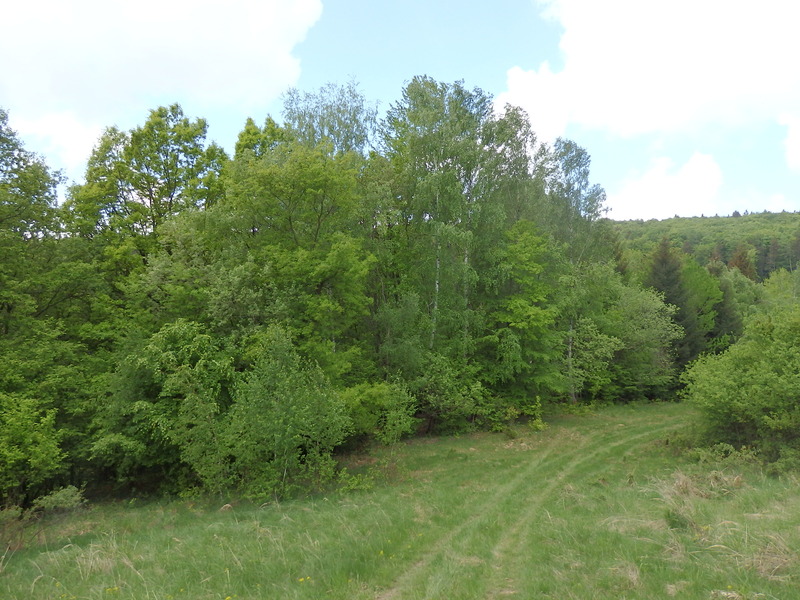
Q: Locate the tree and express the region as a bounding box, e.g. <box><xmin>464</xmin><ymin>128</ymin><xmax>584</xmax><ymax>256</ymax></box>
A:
<box><xmin>282</xmin><ymin>80</ymin><xmax>379</xmax><ymax>155</ymax></box>
<box><xmin>0</xmin><ymin>108</ymin><xmax>62</xmax><ymax>336</ymax></box>
<box><xmin>0</xmin><ymin>109</ymin><xmax>60</xmax><ymax>237</ymax></box>
<box><xmin>125</xmin><ymin>104</ymin><xmax>226</xmax><ymax>221</ymax></box>
<box><xmin>222</xmin><ymin>123</ymin><xmax>375</xmax><ymax>382</ymax></box>
<box><xmin>555</xmin><ymin>262</ymin><xmax>622</xmax><ymax>403</ymax></box>
<box><xmin>225</xmin><ymin>139</ymin><xmax>361</xmax><ymax>250</ymax></box>
<box><xmin>233</xmin><ymin>116</ymin><xmax>292</xmax><ymax>160</ymax></box>
<box><xmin>65</xmin><ymin>104</ymin><xmax>226</xmax><ymax>239</ymax></box>
<box><xmin>540</xmin><ymin>138</ymin><xmax>609</xmax><ymax>265</ymax></box>
<box><xmin>603</xmin><ymin>282</ymin><xmax>682</xmax><ymax>400</ymax></box>
<box><xmin>681</xmin><ymin>259</ymin><xmax>722</xmax><ymax>354</ymax></box>
<box><xmin>728</xmin><ymin>242</ymin><xmax>757</xmax><ymax>280</ymax></box>
<box><xmin>481</xmin><ymin>220</ymin><xmax>560</xmax><ymax>406</ymax></box>
<box><xmin>644</xmin><ymin>237</ymin><xmax>711</xmax><ymax>368</ymax></box>
<box><xmin>377</xmin><ymin>77</ymin><xmax>557</xmax><ymax>426</ymax></box>
<box><xmin>381</xmin><ymin>76</ymin><xmax>494</xmax><ymax>357</ymax></box>
<box><xmin>0</xmin><ymin>110</ymin><xmax>118</xmax><ymax>494</ymax></box>
<box><xmin>552</xmin><ymin>261</ymin><xmax>681</xmax><ymax>403</ymax></box>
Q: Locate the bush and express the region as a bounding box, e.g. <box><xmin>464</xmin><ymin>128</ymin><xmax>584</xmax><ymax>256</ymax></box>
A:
<box><xmin>0</xmin><ymin>393</ymin><xmax>63</xmax><ymax>506</ymax></box>
<box><xmin>92</xmin><ymin>319</ymin><xmax>234</xmax><ymax>493</ymax></box>
<box><xmin>683</xmin><ymin>308</ymin><xmax>800</xmax><ymax>461</ymax></box>
<box><xmin>30</xmin><ymin>485</ymin><xmax>86</xmax><ymax>514</ymax></box>
<box><xmin>224</xmin><ymin>325</ymin><xmax>352</xmax><ymax>498</ymax></box>
<box><xmin>340</xmin><ymin>382</ymin><xmax>416</xmax><ymax>445</ymax></box>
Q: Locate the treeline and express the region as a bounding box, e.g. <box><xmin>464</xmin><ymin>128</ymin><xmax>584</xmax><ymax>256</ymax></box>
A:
<box><xmin>0</xmin><ymin>79</ymin><xmax>788</xmax><ymax>504</ymax></box>
<box><xmin>616</xmin><ymin>211</ymin><xmax>800</xmax><ymax>280</ymax></box>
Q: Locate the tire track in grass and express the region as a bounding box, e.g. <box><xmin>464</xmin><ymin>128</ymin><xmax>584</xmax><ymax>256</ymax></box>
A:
<box><xmin>372</xmin><ymin>426</ymin><xmax>586</xmax><ymax>597</ymax></box>
<box><xmin>482</xmin><ymin>416</ymin><xmax>683</xmax><ymax>599</ymax></box>
<box><xmin>375</xmin><ymin>435</ymin><xmax>564</xmax><ymax>600</ymax></box>
<box><xmin>376</xmin><ymin>425</ymin><xmax>629</xmax><ymax>599</ymax></box>
<box><xmin>375</xmin><ymin>408</ymin><xmax>683</xmax><ymax>600</ymax></box>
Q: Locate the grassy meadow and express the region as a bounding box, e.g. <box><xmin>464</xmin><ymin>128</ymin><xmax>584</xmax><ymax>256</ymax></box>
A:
<box><xmin>3</xmin><ymin>402</ymin><xmax>800</xmax><ymax>599</ymax></box>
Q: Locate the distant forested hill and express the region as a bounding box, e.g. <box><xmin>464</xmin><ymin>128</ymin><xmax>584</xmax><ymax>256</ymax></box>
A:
<box><xmin>613</xmin><ymin>211</ymin><xmax>800</xmax><ymax>280</ymax></box>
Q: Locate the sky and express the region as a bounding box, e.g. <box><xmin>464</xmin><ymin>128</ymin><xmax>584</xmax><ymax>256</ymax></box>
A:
<box><xmin>3</xmin><ymin>0</ymin><xmax>800</xmax><ymax>221</ymax></box>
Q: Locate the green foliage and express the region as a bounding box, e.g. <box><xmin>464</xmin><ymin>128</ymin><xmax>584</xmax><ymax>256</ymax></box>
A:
<box><xmin>340</xmin><ymin>382</ymin><xmax>417</xmax><ymax>445</ymax></box>
<box><xmin>0</xmin><ymin>108</ymin><xmax>60</xmax><ymax>238</ymax></box>
<box><xmin>615</xmin><ymin>211</ymin><xmax>800</xmax><ymax>280</ymax></box>
<box><xmin>3</xmin><ymin>79</ymin><xmax>780</xmax><ymax>502</ymax></box>
<box><xmin>93</xmin><ymin>319</ymin><xmax>234</xmax><ymax>491</ymax></box>
<box><xmin>644</xmin><ymin>238</ymin><xmax>724</xmax><ymax>368</ymax></box>
<box><xmin>29</xmin><ymin>485</ymin><xmax>85</xmax><ymax>514</ymax></box>
<box><xmin>0</xmin><ymin>393</ymin><xmax>63</xmax><ymax>505</ymax></box>
<box><xmin>97</xmin><ymin>322</ymin><xmax>355</xmax><ymax>498</ymax></box>
<box><xmin>282</xmin><ymin>80</ymin><xmax>379</xmax><ymax>155</ymax></box>
<box><xmin>483</xmin><ymin>220</ymin><xmax>560</xmax><ymax>398</ymax></box>
<box><xmin>225</xmin><ymin>138</ymin><xmax>361</xmax><ymax>249</ymax></box>
<box><xmin>684</xmin><ymin>301</ymin><xmax>800</xmax><ymax>461</ymax></box>
<box><xmin>409</xmin><ymin>353</ymin><xmax>476</xmax><ymax>432</ymax></box>
<box><xmin>604</xmin><ymin>283</ymin><xmax>682</xmax><ymax>399</ymax></box>
<box><xmin>543</xmin><ymin>138</ymin><xmax>609</xmax><ymax>264</ymax></box>
<box><xmin>226</xmin><ymin>325</ymin><xmax>351</xmax><ymax>497</ymax></box>
<box><xmin>64</xmin><ymin>103</ymin><xmax>226</xmax><ymax>239</ymax></box>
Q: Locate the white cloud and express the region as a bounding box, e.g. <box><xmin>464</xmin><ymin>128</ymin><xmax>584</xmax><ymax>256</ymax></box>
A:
<box><xmin>607</xmin><ymin>153</ymin><xmax>723</xmax><ymax>220</ymax></box>
<box><xmin>779</xmin><ymin>114</ymin><xmax>800</xmax><ymax>171</ymax></box>
<box><xmin>10</xmin><ymin>112</ymin><xmax>103</xmax><ymax>184</ymax></box>
<box><xmin>2</xmin><ymin>0</ymin><xmax>322</xmax><ymax>180</ymax></box>
<box><xmin>498</xmin><ymin>64</ymin><xmax>571</xmax><ymax>144</ymax></box>
<box><xmin>500</xmin><ymin>0</ymin><xmax>800</xmax><ymax>138</ymax></box>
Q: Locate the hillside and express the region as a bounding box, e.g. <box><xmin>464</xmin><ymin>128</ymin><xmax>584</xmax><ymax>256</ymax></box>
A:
<box><xmin>613</xmin><ymin>211</ymin><xmax>800</xmax><ymax>279</ymax></box>
<box><xmin>4</xmin><ymin>403</ymin><xmax>799</xmax><ymax>599</ymax></box>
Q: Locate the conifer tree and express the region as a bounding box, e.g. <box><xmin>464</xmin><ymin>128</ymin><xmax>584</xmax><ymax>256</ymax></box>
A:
<box><xmin>645</xmin><ymin>237</ymin><xmax>697</xmax><ymax>368</ymax></box>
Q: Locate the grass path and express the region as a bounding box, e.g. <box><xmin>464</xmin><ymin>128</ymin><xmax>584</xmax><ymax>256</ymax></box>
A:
<box><xmin>481</xmin><ymin>417</ymin><xmax>681</xmax><ymax>599</ymax></box>
<box><xmin>4</xmin><ymin>402</ymin><xmax>800</xmax><ymax>600</ymax></box>
<box><xmin>374</xmin><ymin>404</ymin><xmax>686</xmax><ymax>599</ymax></box>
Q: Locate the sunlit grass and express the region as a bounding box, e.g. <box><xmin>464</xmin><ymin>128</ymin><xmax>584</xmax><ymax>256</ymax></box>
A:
<box><xmin>3</xmin><ymin>402</ymin><xmax>799</xmax><ymax>599</ymax></box>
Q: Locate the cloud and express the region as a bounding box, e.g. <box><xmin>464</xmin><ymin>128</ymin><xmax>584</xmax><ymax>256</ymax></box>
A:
<box><xmin>499</xmin><ymin>0</ymin><xmax>800</xmax><ymax>139</ymax></box>
<box><xmin>498</xmin><ymin>64</ymin><xmax>571</xmax><ymax>144</ymax></box>
<box><xmin>2</xmin><ymin>0</ymin><xmax>322</xmax><ymax>180</ymax></box>
<box><xmin>10</xmin><ymin>112</ymin><xmax>103</xmax><ymax>183</ymax></box>
<box><xmin>3</xmin><ymin>0</ymin><xmax>322</xmax><ymax>118</ymax></box>
<box><xmin>779</xmin><ymin>114</ymin><xmax>800</xmax><ymax>171</ymax></box>
<box><xmin>607</xmin><ymin>153</ymin><xmax>723</xmax><ymax>220</ymax></box>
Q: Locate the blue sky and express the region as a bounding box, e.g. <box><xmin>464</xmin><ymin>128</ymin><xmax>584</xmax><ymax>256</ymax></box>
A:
<box><xmin>3</xmin><ymin>0</ymin><xmax>799</xmax><ymax>220</ymax></box>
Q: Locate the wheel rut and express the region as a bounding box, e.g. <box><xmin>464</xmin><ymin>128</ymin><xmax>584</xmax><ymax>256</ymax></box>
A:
<box><xmin>374</xmin><ymin>412</ymin><xmax>682</xmax><ymax>600</ymax></box>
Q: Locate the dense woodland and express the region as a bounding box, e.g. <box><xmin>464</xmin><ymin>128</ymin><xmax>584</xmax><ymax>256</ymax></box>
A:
<box><xmin>2</xmin><ymin>79</ymin><xmax>800</xmax><ymax>507</ymax></box>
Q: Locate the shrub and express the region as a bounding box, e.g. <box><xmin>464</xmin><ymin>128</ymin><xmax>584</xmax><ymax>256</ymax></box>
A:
<box><xmin>0</xmin><ymin>393</ymin><xmax>63</xmax><ymax>506</ymax></box>
<box><xmin>683</xmin><ymin>308</ymin><xmax>800</xmax><ymax>461</ymax></box>
<box><xmin>340</xmin><ymin>382</ymin><xmax>416</xmax><ymax>445</ymax></box>
<box><xmin>224</xmin><ymin>325</ymin><xmax>352</xmax><ymax>498</ymax></box>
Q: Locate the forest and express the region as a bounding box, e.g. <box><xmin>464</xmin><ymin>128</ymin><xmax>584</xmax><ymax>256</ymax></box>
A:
<box><xmin>2</xmin><ymin>77</ymin><xmax>800</xmax><ymax>509</ymax></box>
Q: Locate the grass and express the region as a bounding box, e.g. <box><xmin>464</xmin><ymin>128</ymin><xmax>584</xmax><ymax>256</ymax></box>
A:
<box><xmin>3</xmin><ymin>402</ymin><xmax>800</xmax><ymax>599</ymax></box>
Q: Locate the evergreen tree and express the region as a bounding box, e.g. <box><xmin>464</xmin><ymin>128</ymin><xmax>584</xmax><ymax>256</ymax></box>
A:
<box><xmin>645</xmin><ymin>237</ymin><xmax>697</xmax><ymax>368</ymax></box>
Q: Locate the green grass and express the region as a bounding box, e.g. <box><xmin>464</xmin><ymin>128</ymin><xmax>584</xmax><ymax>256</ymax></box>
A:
<box><xmin>3</xmin><ymin>402</ymin><xmax>800</xmax><ymax>599</ymax></box>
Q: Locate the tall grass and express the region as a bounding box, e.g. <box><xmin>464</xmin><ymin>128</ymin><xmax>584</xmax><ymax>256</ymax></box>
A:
<box><xmin>2</xmin><ymin>402</ymin><xmax>799</xmax><ymax>599</ymax></box>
